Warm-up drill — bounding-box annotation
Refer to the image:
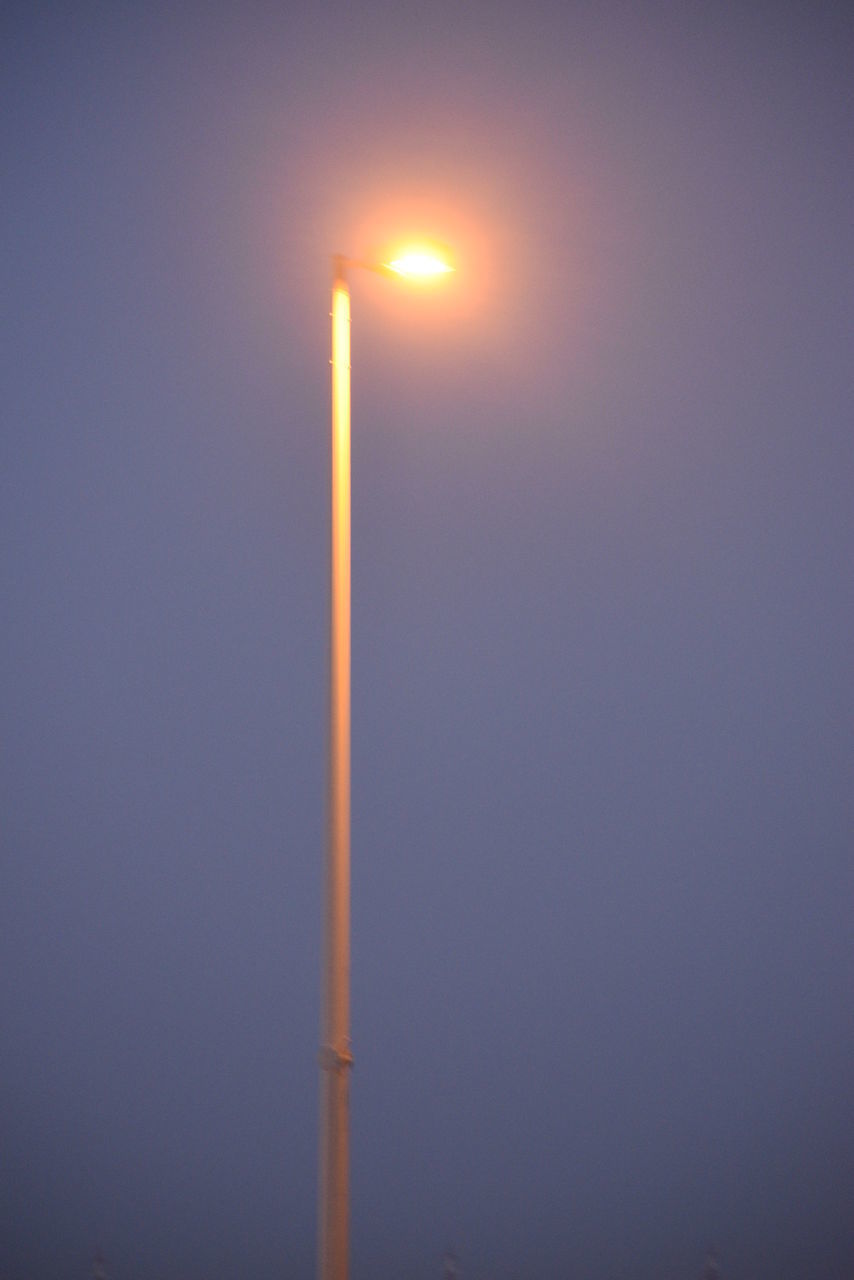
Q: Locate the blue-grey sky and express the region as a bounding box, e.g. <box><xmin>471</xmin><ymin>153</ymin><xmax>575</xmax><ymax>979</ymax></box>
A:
<box><xmin>2</xmin><ymin>4</ymin><xmax>852</xmax><ymax>1280</ymax></box>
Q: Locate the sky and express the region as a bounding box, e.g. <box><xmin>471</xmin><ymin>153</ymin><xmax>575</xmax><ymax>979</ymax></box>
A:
<box><xmin>2</xmin><ymin>4</ymin><xmax>852</xmax><ymax>1280</ymax></box>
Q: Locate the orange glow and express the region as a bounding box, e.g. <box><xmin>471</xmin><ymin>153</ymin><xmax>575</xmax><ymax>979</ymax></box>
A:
<box><xmin>322</xmin><ymin>188</ymin><xmax>497</xmax><ymax>334</ymax></box>
<box><xmin>385</xmin><ymin>249</ymin><xmax>454</xmax><ymax>279</ymax></box>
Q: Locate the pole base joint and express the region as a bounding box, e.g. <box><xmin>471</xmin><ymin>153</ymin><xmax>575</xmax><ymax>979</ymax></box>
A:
<box><xmin>319</xmin><ymin>1044</ymin><xmax>354</xmax><ymax>1073</ymax></box>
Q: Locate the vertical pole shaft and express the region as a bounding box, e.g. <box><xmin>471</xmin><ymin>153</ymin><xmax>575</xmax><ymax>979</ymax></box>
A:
<box><xmin>320</xmin><ymin>257</ymin><xmax>352</xmax><ymax>1280</ymax></box>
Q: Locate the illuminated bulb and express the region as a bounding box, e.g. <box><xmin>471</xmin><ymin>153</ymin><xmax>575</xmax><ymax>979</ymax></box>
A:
<box><xmin>385</xmin><ymin>251</ymin><xmax>454</xmax><ymax>278</ymax></box>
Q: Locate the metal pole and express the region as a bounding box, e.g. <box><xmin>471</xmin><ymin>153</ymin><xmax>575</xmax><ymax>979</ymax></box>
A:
<box><xmin>319</xmin><ymin>254</ymin><xmax>353</xmax><ymax>1280</ymax></box>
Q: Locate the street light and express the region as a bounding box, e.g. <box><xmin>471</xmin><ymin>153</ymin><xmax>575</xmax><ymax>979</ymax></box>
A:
<box><xmin>319</xmin><ymin>247</ymin><xmax>454</xmax><ymax>1280</ymax></box>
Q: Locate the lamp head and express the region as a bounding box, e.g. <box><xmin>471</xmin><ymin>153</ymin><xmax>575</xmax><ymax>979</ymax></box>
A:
<box><xmin>383</xmin><ymin>246</ymin><xmax>455</xmax><ymax>281</ymax></box>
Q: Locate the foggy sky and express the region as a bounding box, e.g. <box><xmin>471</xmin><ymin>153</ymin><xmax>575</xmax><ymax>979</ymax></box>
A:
<box><xmin>2</xmin><ymin>4</ymin><xmax>852</xmax><ymax>1280</ymax></box>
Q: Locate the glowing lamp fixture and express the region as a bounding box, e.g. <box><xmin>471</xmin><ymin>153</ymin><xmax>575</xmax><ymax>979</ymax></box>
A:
<box><xmin>385</xmin><ymin>249</ymin><xmax>454</xmax><ymax>278</ymax></box>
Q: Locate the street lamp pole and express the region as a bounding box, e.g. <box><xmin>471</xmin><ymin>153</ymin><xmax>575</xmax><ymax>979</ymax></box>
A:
<box><xmin>319</xmin><ymin>253</ymin><xmax>353</xmax><ymax>1280</ymax></box>
<box><xmin>318</xmin><ymin>244</ymin><xmax>453</xmax><ymax>1280</ymax></box>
